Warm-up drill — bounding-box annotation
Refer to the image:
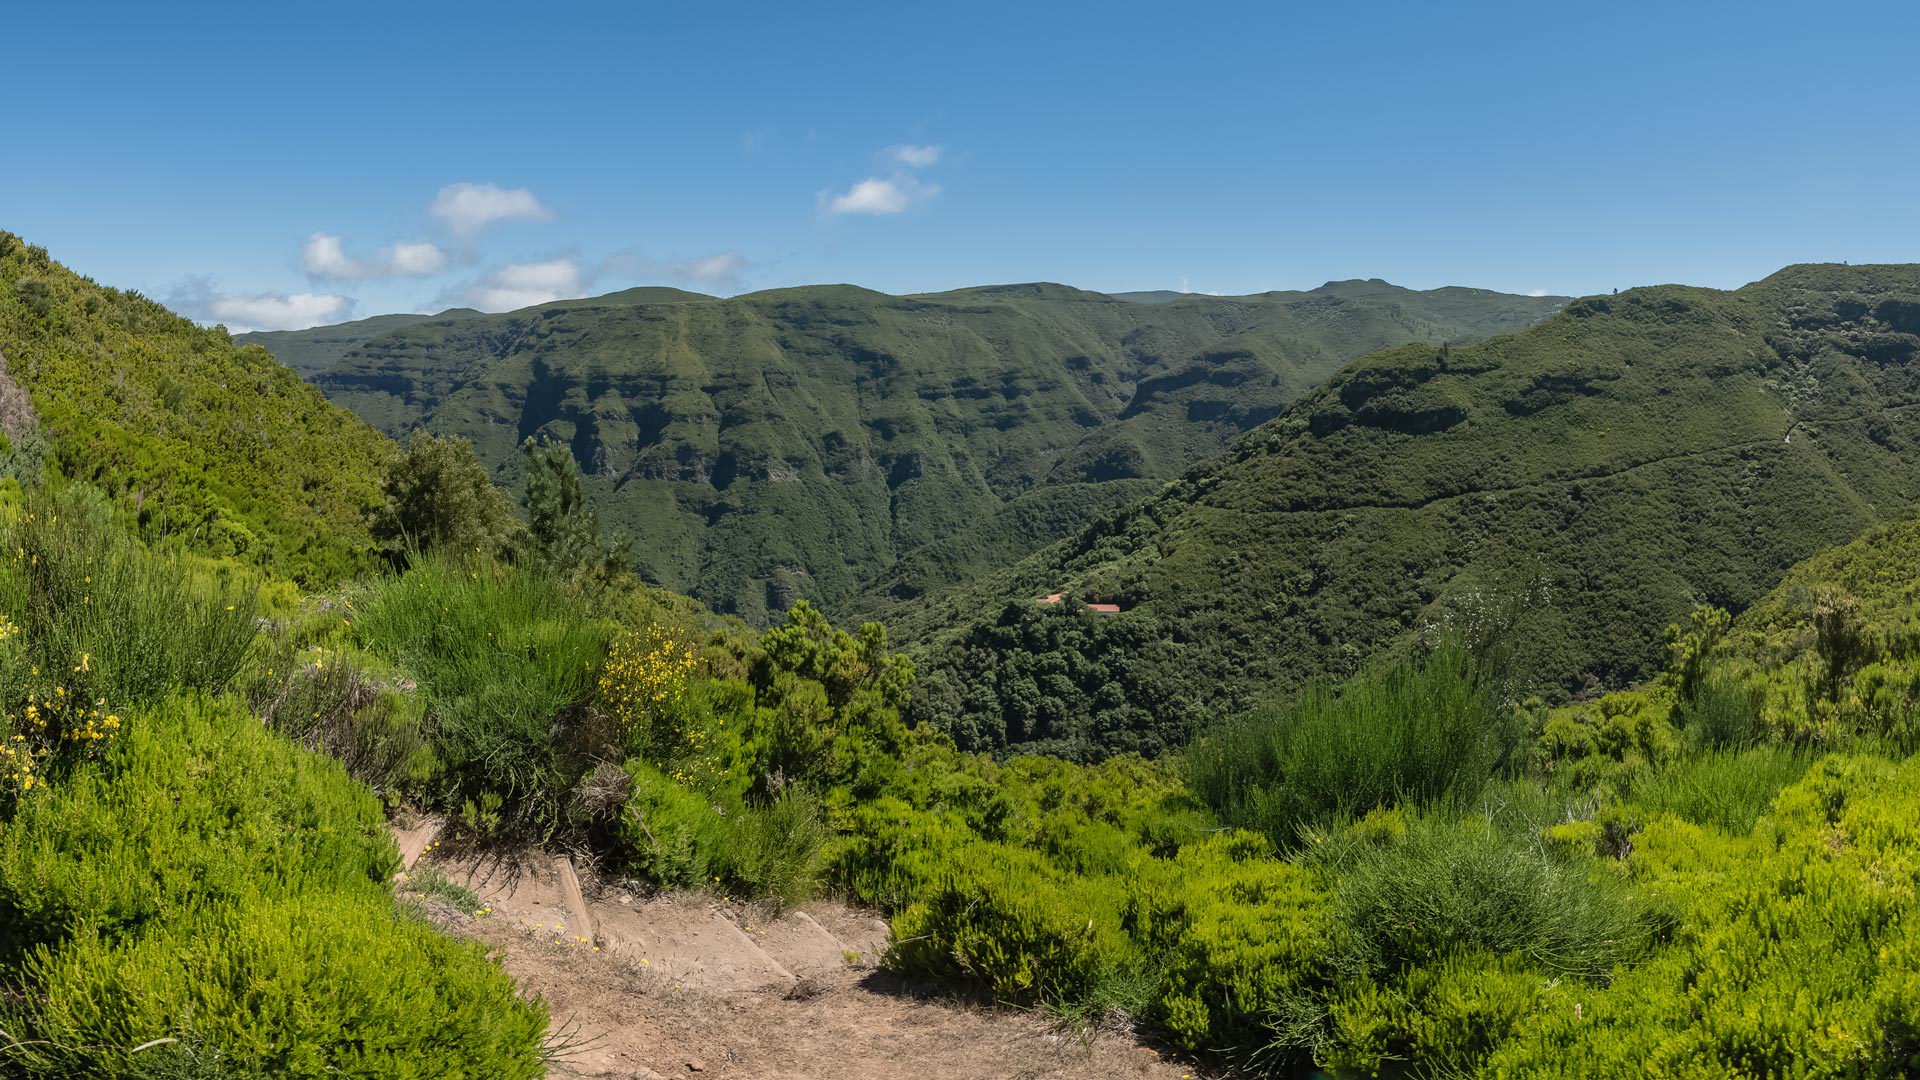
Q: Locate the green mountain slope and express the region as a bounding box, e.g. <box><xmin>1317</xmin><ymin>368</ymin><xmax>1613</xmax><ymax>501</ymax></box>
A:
<box><xmin>0</xmin><ymin>231</ymin><xmax>396</xmax><ymax>583</ymax></box>
<box><xmin>254</xmin><ymin>279</ymin><xmax>1562</xmax><ymax>620</ymax></box>
<box><xmin>909</xmin><ymin>264</ymin><xmax>1920</xmax><ymax>758</ymax></box>
<box><xmin>238</xmin><ymin>286</ymin><xmax>717</xmax><ymax>380</ymax></box>
<box><xmin>239</xmin><ymin>309</ymin><xmax>485</xmax><ymax>379</ymax></box>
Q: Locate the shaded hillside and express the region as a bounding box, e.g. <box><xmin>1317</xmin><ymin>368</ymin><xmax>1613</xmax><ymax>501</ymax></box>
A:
<box><xmin>908</xmin><ymin>265</ymin><xmax>1920</xmax><ymax>758</ymax></box>
<box><xmin>0</xmin><ymin>231</ymin><xmax>396</xmax><ymax>583</ymax></box>
<box><xmin>257</xmin><ymin>279</ymin><xmax>1562</xmax><ymax>620</ymax></box>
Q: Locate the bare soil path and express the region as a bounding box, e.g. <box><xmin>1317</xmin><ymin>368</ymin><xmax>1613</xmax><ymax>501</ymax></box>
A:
<box><xmin>410</xmin><ymin>848</ymin><xmax>1198</xmax><ymax>1080</ymax></box>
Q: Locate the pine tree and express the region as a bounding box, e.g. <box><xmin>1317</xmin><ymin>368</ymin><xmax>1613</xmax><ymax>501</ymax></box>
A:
<box><xmin>521</xmin><ymin>437</ymin><xmax>630</xmax><ymax>584</ymax></box>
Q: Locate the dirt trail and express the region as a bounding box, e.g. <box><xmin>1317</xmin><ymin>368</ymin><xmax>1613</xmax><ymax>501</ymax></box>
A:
<box><xmin>415</xmin><ymin>850</ymin><xmax>1197</xmax><ymax>1080</ymax></box>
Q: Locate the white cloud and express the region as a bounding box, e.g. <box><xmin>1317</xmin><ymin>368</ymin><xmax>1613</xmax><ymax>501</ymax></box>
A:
<box><xmin>209</xmin><ymin>291</ymin><xmax>353</xmax><ymax>331</ymax></box>
<box><xmin>300</xmin><ymin>232</ymin><xmax>447</xmax><ymax>280</ymax></box>
<box><xmin>429</xmin><ymin>182</ymin><xmax>555</xmax><ymax>241</ymax></box>
<box><xmin>1527</xmin><ymin>288</ymin><xmax>1549</xmax><ymax>297</ymax></box>
<box><xmin>823</xmin><ymin>174</ymin><xmax>939</xmax><ymax>216</ymax></box>
<box><xmin>300</xmin><ymin>232</ymin><xmax>366</xmax><ymax>278</ymax></box>
<box><xmin>165</xmin><ymin>276</ymin><xmax>353</xmax><ymax>331</ymax></box>
<box><xmin>670</xmin><ymin>251</ymin><xmax>748</xmax><ymax>290</ymax></box>
<box><xmin>887</xmin><ymin>143</ymin><xmax>942</xmax><ymax>167</ymax></box>
<box><xmin>386</xmin><ymin>240</ymin><xmax>448</xmax><ymax>275</ymax></box>
<box><xmin>464</xmin><ymin>258</ymin><xmax>586</xmax><ymax>311</ymax></box>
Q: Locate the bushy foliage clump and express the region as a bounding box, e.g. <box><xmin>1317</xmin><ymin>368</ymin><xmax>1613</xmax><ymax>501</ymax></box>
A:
<box><xmin>373</xmin><ymin>431</ymin><xmax>522</xmax><ymax>561</ymax></box>
<box><xmin>348</xmin><ymin>555</ymin><xmax>609</xmax><ymax>839</ymax></box>
<box><xmin>1187</xmin><ymin>640</ymin><xmax>1516</xmax><ymax>847</ymax></box>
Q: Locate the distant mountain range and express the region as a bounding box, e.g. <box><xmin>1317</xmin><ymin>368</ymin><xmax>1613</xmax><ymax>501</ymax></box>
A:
<box><xmin>242</xmin><ymin>279</ymin><xmax>1563</xmax><ymax>620</ymax></box>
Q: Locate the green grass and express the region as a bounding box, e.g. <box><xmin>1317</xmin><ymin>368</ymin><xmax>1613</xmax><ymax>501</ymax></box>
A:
<box><xmin>347</xmin><ymin>555</ymin><xmax>610</xmax><ymax>839</ymax></box>
<box><xmin>1627</xmin><ymin>744</ymin><xmax>1811</xmax><ymax>835</ymax></box>
<box><xmin>2</xmin><ymin>486</ymin><xmax>259</xmax><ymax>706</ymax></box>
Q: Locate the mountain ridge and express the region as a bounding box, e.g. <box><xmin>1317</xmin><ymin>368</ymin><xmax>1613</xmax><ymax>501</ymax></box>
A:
<box><xmin>246</xmin><ymin>276</ymin><xmax>1564</xmax><ymax>620</ymax></box>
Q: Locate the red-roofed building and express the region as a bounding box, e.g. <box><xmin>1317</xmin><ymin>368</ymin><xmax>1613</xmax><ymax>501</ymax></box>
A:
<box><xmin>1035</xmin><ymin>592</ymin><xmax>1124</xmax><ymax>615</ymax></box>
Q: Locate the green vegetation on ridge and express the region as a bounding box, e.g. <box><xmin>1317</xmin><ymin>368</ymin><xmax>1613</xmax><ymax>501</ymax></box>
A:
<box><xmin>911</xmin><ymin>265</ymin><xmax>1920</xmax><ymax>758</ymax></box>
<box><xmin>0</xmin><ymin>232</ymin><xmax>395</xmax><ymax>585</ymax></box>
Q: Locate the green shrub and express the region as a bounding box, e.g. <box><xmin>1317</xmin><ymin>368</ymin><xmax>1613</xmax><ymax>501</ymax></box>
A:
<box><xmin>5</xmin><ymin>889</ymin><xmax>545</xmax><ymax>1079</ymax></box>
<box><xmin>1627</xmin><ymin>745</ymin><xmax>1810</xmax><ymax>835</ymax></box>
<box><xmin>721</xmin><ymin>787</ymin><xmax>832</xmax><ymax>909</ymax></box>
<box><xmin>0</xmin><ymin>695</ymin><xmax>546</xmax><ymax>1077</ymax></box>
<box><xmin>373</xmin><ymin>431</ymin><xmax>523</xmax><ymax>563</ymax></box>
<box><xmin>0</xmin><ymin>696</ymin><xmax>393</xmax><ymax>962</ymax></box>
<box><xmin>618</xmin><ymin>760</ymin><xmax>726</xmax><ymax>889</ymax></box>
<box><xmin>1126</xmin><ymin>831</ymin><xmax>1331</xmax><ymax>1055</ymax></box>
<box><xmin>1327</xmin><ymin>818</ymin><xmax>1652</xmax><ymax>983</ymax></box>
<box><xmin>1316</xmin><ymin>950</ymin><xmax>1566</xmax><ymax>1078</ymax></box>
<box><xmin>886</xmin><ymin>841</ymin><xmax>1140</xmax><ymax>1007</ymax></box>
<box><xmin>350</xmin><ymin>556</ymin><xmax>608</xmax><ymax>838</ymax></box>
<box><xmin>1187</xmin><ymin>641</ymin><xmax>1515</xmax><ymax>847</ymax></box>
<box><xmin>1532</xmin><ymin>687</ymin><xmax>1680</xmax><ymax>777</ymax></box>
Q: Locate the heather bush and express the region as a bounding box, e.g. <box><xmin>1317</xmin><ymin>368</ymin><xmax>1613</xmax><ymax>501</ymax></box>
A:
<box><xmin>618</xmin><ymin>759</ymin><xmax>727</xmax><ymax>888</ymax></box>
<box><xmin>886</xmin><ymin>841</ymin><xmax>1140</xmax><ymax>1006</ymax></box>
<box><xmin>1126</xmin><ymin>831</ymin><xmax>1332</xmax><ymax>1054</ymax></box>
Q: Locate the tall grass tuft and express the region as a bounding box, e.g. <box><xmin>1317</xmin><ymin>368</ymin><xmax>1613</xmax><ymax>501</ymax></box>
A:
<box><xmin>349</xmin><ymin>555</ymin><xmax>608</xmax><ymax>839</ymax></box>
<box><xmin>1682</xmin><ymin>672</ymin><xmax>1765</xmax><ymax>749</ymax></box>
<box><xmin>1185</xmin><ymin>640</ymin><xmax>1517</xmax><ymax>847</ymax></box>
<box><xmin>248</xmin><ymin>652</ymin><xmax>429</xmax><ymax>800</ymax></box>
<box><xmin>1328</xmin><ymin>819</ymin><xmax>1653</xmax><ymax>982</ymax></box>
<box><xmin>1628</xmin><ymin>745</ymin><xmax>1811</xmax><ymax>835</ymax></box>
<box><xmin>722</xmin><ymin>787</ymin><xmax>832</xmax><ymax>910</ymax></box>
<box><xmin>0</xmin><ymin>489</ymin><xmax>258</xmax><ymax>707</ymax></box>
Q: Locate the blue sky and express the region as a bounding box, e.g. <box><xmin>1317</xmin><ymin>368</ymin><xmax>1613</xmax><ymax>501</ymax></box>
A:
<box><xmin>5</xmin><ymin>0</ymin><xmax>1919</xmax><ymax>329</ymax></box>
